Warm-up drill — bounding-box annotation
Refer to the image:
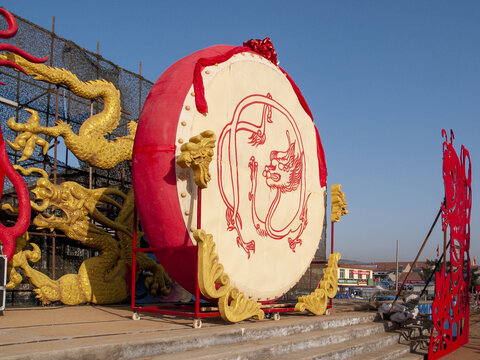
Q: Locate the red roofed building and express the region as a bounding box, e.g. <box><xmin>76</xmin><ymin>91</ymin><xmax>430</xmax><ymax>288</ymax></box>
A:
<box><xmin>337</xmin><ymin>264</ymin><xmax>375</xmax><ymax>287</ymax></box>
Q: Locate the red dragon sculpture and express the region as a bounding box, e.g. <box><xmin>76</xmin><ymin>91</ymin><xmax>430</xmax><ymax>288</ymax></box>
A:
<box><xmin>0</xmin><ymin>7</ymin><xmax>47</xmax><ymax>260</ymax></box>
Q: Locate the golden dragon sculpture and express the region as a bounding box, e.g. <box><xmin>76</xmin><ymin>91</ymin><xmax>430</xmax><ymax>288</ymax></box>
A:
<box><xmin>6</xmin><ymin>166</ymin><xmax>171</xmax><ymax>304</ymax></box>
<box><xmin>0</xmin><ymin>51</ymin><xmax>136</xmax><ymax>169</ymax></box>
<box><xmin>1</xmin><ymin>52</ymin><xmax>171</xmax><ymax>305</ymax></box>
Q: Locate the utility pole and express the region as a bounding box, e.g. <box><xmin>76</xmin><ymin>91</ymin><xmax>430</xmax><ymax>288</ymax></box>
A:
<box><xmin>395</xmin><ymin>240</ymin><xmax>399</xmax><ymax>292</ymax></box>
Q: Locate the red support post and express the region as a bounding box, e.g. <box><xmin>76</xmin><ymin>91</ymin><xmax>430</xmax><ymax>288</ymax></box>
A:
<box><xmin>331</xmin><ymin>221</ymin><xmax>334</xmax><ymax>254</ymax></box>
<box><xmin>195</xmin><ymin>257</ymin><xmax>200</xmax><ymax>318</ymax></box>
<box><xmin>131</xmin><ymin>207</ymin><xmax>137</xmax><ymax>310</ymax></box>
<box><xmin>195</xmin><ymin>187</ymin><xmax>202</xmax><ymax>318</ymax></box>
<box><xmin>197</xmin><ymin>187</ymin><xmax>202</xmax><ymax>229</ymax></box>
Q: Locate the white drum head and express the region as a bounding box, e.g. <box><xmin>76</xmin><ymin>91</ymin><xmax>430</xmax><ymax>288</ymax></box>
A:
<box><xmin>175</xmin><ymin>53</ymin><xmax>326</xmax><ymax>301</ymax></box>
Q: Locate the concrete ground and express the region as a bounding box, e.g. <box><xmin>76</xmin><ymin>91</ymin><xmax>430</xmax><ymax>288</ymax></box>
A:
<box><xmin>0</xmin><ymin>302</ymin><xmax>479</xmax><ymax>359</ymax></box>
<box><xmin>0</xmin><ymin>301</ymin><xmax>365</xmax><ymax>359</ymax></box>
<box><xmin>441</xmin><ymin>308</ymin><xmax>480</xmax><ymax>360</ymax></box>
<box><xmin>0</xmin><ymin>304</ymin><xmax>210</xmax><ymax>359</ymax></box>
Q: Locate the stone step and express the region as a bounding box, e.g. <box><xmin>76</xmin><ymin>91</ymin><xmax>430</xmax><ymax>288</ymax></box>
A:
<box><xmin>143</xmin><ymin>322</ymin><xmax>387</xmax><ymax>359</ymax></box>
<box><xmin>0</xmin><ymin>312</ymin><xmax>378</xmax><ymax>360</ymax></box>
<box><xmin>357</xmin><ymin>343</ymin><xmax>424</xmax><ymax>360</ymax></box>
<box><xmin>393</xmin><ymin>354</ymin><xmax>425</xmax><ymax>360</ymax></box>
<box><xmin>270</xmin><ymin>331</ymin><xmax>400</xmax><ymax>360</ymax></box>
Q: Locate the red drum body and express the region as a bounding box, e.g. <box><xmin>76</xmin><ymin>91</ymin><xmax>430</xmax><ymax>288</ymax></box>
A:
<box><xmin>133</xmin><ymin>45</ymin><xmax>327</xmax><ymax>302</ymax></box>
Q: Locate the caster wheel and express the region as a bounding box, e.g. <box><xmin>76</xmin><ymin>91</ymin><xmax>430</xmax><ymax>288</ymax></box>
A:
<box><xmin>193</xmin><ymin>318</ymin><xmax>202</xmax><ymax>329</ymax></box>
<box><xmin>132</xmin><ymin>312</ymin><xmax>141</xmax><ymax>321</ymax></box>
<box><xmin>272</xmin><ymin>313</ymin><xmax>280</xmax><ymax>321</ymax></box>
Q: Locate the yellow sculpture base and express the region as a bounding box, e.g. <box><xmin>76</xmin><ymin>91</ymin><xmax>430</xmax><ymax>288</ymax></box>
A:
<box><xmin>195</xmin><ymin>228</ymin><xmax>340</xmax><ymax>321</ymax></box>
<box><xmin>295</xmin><ymin>253</ymin><xmax>341</xmax><ymax>315</ymax></box>
<box><xmin>194</xmin><ymin>229</ymin><xmax>264</xmax><ymax>323</ymax></box>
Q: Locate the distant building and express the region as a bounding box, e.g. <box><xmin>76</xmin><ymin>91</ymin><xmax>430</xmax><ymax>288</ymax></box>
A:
<box><xmin>344</xmin><ymin>261</ymin><xmax>435</xmax><ymax>296</ymax></box>
<box><xmin>337</xmin><ymin>265</ymin><xmax>375</xmax><ymax>287</ymax></box>
<box><xmin>362</xmin><ymin>261</ymin><xmax>430</xmax><ymax>285</ymax></box>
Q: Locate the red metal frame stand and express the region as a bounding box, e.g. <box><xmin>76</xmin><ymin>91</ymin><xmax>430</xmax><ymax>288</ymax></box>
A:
<box><xmin>131</xmin><ymin>201</ymin><xmax>221</xmax><ymax>322</ymax></box>
<box><xmin>130</xmin><ymin>188</ymin><xmax>330</xmax><ymax>323</ymax></box>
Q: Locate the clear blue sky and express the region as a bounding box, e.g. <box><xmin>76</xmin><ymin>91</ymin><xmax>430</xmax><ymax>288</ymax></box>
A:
<box><xmin>2</xmin><ymin>0</ymin><xmax>479</xmax><ymax>263</ymax></box>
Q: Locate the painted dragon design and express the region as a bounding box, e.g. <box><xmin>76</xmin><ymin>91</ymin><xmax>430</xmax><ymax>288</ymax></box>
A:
<box><xmin>217</xmin><ymin>94</ymin><xmax>311</xmax><ymax>258</ymax></box>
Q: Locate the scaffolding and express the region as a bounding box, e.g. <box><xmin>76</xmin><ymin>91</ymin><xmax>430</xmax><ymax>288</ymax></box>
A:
<box><xmin>0</xmin><ymin>13</ymin><xmax>153</xmax><ymax>305</ymax></box>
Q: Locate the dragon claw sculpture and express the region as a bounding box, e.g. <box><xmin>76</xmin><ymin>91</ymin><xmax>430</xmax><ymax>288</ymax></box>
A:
<box><xmin>6</xmin><ymin>109</ymin><xmax>50</xmax><ymax>161</ymax></box>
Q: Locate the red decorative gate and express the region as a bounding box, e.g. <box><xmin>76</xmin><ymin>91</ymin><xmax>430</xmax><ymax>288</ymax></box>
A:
<box><xmin>428</xmin><ymin>130</ymin><xmax>472</xmax><ymax>358</ymax></box>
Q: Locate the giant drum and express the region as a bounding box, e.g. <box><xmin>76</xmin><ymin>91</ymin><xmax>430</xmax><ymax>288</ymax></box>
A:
<box><xmin>132</xmin><ymin>44</ymin><xmax>327</xmax><ymax>302</ymax></box>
